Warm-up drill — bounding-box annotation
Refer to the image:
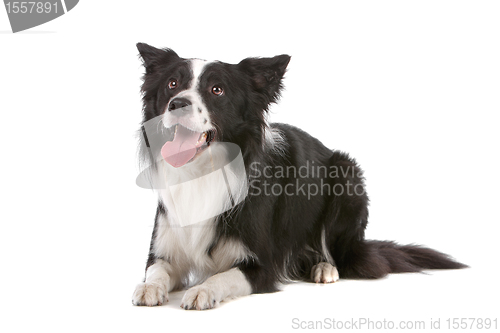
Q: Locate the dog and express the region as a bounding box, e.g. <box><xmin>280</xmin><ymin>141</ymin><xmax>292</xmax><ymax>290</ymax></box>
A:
<box><xmin>132</xmin><ymin>43</ymin><xmax>466</xmax><ymax>310</ymax></box>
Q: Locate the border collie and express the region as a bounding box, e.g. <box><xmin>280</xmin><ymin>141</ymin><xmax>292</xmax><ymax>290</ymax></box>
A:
<box><xmin>132</xmin><ymin>43</ymin><xmax>466</xmax><ymax>310</ymax></box>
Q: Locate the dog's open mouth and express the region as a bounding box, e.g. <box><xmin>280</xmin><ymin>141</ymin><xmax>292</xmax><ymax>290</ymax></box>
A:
<box><xmin>161</xmin><ymin>125</ymin><xmax>216</xmax><ymax>168</ymax></box>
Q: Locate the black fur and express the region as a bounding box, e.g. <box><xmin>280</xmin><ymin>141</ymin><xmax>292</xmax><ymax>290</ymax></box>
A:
<box><xmin>136</xmin><ymin>43</ymin><xmax>466</xmax><ymax>295</ymax></box>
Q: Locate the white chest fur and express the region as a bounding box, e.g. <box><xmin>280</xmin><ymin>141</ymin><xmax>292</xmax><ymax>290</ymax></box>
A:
<box><xmin>152</xmin><ymin>145</ymin><xmax>251</xmax><ymax>284</ymax></box>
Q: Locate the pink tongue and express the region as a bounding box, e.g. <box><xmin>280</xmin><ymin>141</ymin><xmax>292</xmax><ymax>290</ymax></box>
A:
<box><xmin>161</xmin><ymin>126</ymin><xmax>202</xmax><ymax>168</ymax></box>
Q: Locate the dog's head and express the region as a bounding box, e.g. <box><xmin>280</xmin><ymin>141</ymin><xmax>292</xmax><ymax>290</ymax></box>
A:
<box><xmin>137</xmin><ymin>43</ymin><xmax>290</xmax><ymax>168</ymax></box>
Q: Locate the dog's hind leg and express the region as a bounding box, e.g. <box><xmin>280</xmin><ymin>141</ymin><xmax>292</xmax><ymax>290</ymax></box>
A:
<box><xmin>310</xmin><ymin>226</ymin><xmax>339</xmax><ymax>283</ymax></box>
<box><xmin>310</xmin><ymin>262</ymin><xmax>340</xmax><ymax>283</ymax></box>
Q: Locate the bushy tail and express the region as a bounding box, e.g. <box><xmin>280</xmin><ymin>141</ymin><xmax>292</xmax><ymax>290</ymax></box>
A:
<box><xmin>339</xmin><ymin>240</ymin><xmax>467</xmax><ymax>279</ymax></box>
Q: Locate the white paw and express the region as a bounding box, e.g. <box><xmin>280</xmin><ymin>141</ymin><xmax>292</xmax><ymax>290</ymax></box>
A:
<box><xmin>311</xmin><ymin>262</ymin><xmax>340</xmax><ymax>283</ymax></box>
<box><xmin>181</xmin><ymin>285</ymin><xmax>219</xmax><ymax>310</ymax></box>
<box><xmin>132</xmin><ymin>282</ymin><xmax>168</xmax><ymax>306</ymax></box>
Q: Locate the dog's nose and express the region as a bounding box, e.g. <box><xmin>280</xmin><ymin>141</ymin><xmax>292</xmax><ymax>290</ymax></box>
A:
<box><xmin>168</xmin><ymin>97</ymin><xmax>192</xmax><ymax>112</ymax></box>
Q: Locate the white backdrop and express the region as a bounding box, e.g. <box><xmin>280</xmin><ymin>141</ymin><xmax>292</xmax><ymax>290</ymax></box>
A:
<box><xmin>1</xmin><ymin>1</ymin><xmax>498</xmax><ymax>332</ymax></box>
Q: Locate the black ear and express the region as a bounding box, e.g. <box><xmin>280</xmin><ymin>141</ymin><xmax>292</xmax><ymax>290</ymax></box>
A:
<box><xmin>238</xmin><ymin>54</ymin><xmax>291</xmax><ymax>103</ymax></box>
<box><xmin>136</xmin><ymin>43</ymin><xmax>179</xmax><ymax>72</ymax></box>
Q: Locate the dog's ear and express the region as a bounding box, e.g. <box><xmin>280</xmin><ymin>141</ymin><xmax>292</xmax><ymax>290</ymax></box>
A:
<box><xmin>238</xmin><ymin>54</ymin><xmax>291</xmax><ymax>105</ymax></box>
<box><xmin>137</xmin><ymin>43</ymin><xmax>179</xmax><ymax>73</ymax></box>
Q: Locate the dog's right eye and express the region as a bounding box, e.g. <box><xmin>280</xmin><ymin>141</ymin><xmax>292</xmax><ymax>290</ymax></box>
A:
<box><xmin>167</xmin><ymin>80</ymin><xmax>178</xmax><ymax>90</ymax></box>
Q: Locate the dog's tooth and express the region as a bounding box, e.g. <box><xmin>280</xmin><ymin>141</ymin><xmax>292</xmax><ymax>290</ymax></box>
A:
<box><xmin>198</xmin><ymin>132</ymin><xmax>207</xmax><ymax>144</ymax></box>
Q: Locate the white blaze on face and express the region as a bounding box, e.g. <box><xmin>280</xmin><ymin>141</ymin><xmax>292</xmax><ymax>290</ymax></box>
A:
<box><xmin>190</xmin><ymin>58</ymin><xmax>208</xmax><ymax>90</ymax></box>
<box><xmin>160</xmin><ymin>59</ymin><xmax>216</xmax><ymax>168</ymax></box>
<box><xmin>162</xmin><ymin>59</ymin><xmax>213</xmax><ymax>133</ymax></box>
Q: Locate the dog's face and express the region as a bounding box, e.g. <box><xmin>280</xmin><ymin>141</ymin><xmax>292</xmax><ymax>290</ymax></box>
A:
<box><xmin>137</xmin><ymin>43</ymin><xmax>290</xmax><ymax>167</ymax></box>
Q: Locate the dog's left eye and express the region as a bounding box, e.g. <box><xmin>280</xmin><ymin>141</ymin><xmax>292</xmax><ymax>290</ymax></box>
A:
<box><xmin>168</xmin><ymin>80</ymin><xmax>178</xmax><ymax>90</ymax></box>
<box><xmin>212</xmin><ymin>86</ymin><xmax>224</xmax><ymax>96</ymax></box>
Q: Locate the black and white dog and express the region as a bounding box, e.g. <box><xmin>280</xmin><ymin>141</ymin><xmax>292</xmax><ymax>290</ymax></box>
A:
<box><xmin>132</xmin><ymin>43</ymin><xmax>466</xmax><ymax>310</ymax></box>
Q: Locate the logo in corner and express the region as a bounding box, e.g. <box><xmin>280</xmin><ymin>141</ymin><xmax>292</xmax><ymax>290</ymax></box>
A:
<box><xmin>3</xmin><ymin>0</ymin><xmax>79</xmax><ymax>33</ymax></box>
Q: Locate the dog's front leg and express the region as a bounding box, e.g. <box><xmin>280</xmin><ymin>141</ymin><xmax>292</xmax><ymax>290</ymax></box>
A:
<box><xmin>132</xmin><ymin>259</ymin><xmax>177</xmax><ymax>306</ymax></box>
<box><xmin>180</xmin><ymin>267</ymin><xmax>252</xmax><ymax>310</ymax></box>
